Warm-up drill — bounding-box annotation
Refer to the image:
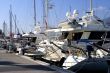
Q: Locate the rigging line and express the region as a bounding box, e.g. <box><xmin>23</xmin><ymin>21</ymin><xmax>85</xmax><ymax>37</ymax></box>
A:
<box><xmin>49</xmin><ymin>6</ymin><xmax>58</xmax><ymax>27</ymax></box>
<box><xmin>12</xmin><ymin>14</ymin><xmax>20</xmax><ymax>34</ymax></box>
<box><xmin>102</xmin><ymin>32</ymin><xmax>108</xmax><ymax>45</ymax></box>
<box><xmin>104</xmin><ymin>8</ymin><xmax>110</xmax><ymax>19</ymax></box>
<box><xmin>68</xmin><ymin>0</ymin><xmax>73</xmax><ymax>13</ymax></box>
<box><xmin>46</xmin><ymin>46</ymin><xmax>61</xmax><ymax>59</ymax></box>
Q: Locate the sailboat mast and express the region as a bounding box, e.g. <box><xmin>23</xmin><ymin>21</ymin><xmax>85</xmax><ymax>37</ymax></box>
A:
<box><xmin>45</xmin><ymin>0</ymin><xmax>49</xmax><ymax>25</ymax></box>
<box><xmin>90</xmin><ymin>0</ymin><xmax>92</xmax><ymax>12</ymax></box>
<box><xmin>9</xmin><ymin>5</ymin><xmax>13</xmax><ymax>39</ymax></box>
<box><xmin>42</xmin><ymin>0</ymin><xmax>45</xmax><ymax>29</ymax></box>
<box><xmin>43</xmin><ymin>0</ymin><xmax>48</xmax><ymax>29</ymax></box>
<box><xmin>34</xmin><ymin>0</ymin><xmax>36</xmax><ymax>26</ymax></box>
<box><xmin>3</xmin><ymin>21</ymin><xmax>7</xmax><ymax>36</ymax></box>
<box><xmin>14</xmin><ymin>15</ymin><xmax>17</xmax><ymax>34</ymax></box>
<box><xmin>90</xmin><ymin>0</ymin><xmax>93</xmax><ymax>16</ymax></box>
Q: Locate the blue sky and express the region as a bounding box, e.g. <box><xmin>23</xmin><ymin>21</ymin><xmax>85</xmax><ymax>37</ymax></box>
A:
<box><xmin>0</xmin><ymin>0</ymin><xmax>110</xmax><ymax>33</ymax></box>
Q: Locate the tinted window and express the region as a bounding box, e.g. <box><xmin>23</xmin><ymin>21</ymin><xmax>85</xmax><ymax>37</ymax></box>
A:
<box><xmin>88</xmin><ymin>31</ymin><xmax>108</xmax><ymax>40</ymax></box>
<box><xmin>72</xmin><ymin>32</ymin><xmax>83</xmax><ymax>40</ymax></box>
<box><xmin>107</xmin><ymin>32</ymin><xmax>110</xmax><ymax>38</ymax></box>
<box><xmin>62</xmin><ymin>32</ymin><xmax>69</xmax><ymax>39</ymax></box>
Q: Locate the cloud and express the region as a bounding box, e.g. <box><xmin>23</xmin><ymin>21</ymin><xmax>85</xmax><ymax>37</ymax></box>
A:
<box><xmin>93</xmin><ymin>6</ymin><xmax>110</xmax><ymax>19</ymax></box>
<box><xmin>93</xmin><ymin>6</ymin><xmax>110</xmax><ymax>14</ymax></box>
<box><xmin>93</xmin><ymin>6</ymin><xmax>107</xmax><ymax>11</ymax></box>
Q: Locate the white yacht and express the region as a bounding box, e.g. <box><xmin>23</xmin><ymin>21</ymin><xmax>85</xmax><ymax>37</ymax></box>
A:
<box><xmin>36</xmin><ymin>0</ymin><xmax>110</xmax><ymax>70</ymax></box>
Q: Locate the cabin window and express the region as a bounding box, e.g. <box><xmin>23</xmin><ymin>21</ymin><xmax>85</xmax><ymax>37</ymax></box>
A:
<box><xmin>62</xmin><ymin>32</ymin><xmax>69</xmax><ymax>39</ymax></box>
<box><xmin>31</xmin><ymin>37</ymin><xmax>36</xmax><ymax>43</ymax></box>
<box><xmin>46</xmin><ymin>31</ymin><xmax>62</xmax><ymax>40</ymax></box>
<box><xmin>107</xmin><ymin>32</ymin><xmax>110</xmax><ymax>38</ymax></box>
<box><xmin>72</xmin><ymin>32</ymin><xmax>83</xmax><ymax>40</ymax></box>
<box><xmin>89</xmin><ymin>31</ymin><xmax>105</xmax><ymax>40</ymax></box>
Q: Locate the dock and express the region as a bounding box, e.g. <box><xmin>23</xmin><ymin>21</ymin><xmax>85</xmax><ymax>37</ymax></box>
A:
<box><xmin>0</xmin><ymin>49</ymin><xmax>74</xmax><ymax>73</ymax></box>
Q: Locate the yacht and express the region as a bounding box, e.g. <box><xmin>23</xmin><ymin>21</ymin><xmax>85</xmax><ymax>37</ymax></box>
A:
<box><xmin>36</xmin><ymin>0</ymin><xmax>110</xmax><ymax>72</ymax></box>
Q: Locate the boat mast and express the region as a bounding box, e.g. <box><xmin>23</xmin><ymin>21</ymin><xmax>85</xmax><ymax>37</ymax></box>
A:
<box><xmin>34</xmin><ymin>0</ymin><xmax>36</xmax><ymax>26</ymax></box>
<box><xmin>3</xmin><ymin>21</ymin><xmax>7</xmax><ymax>36</ymax></box>
<box><xmin>14</xmin><ymin>15</ymin><xmax>17</xmax><ymax>34</ymax></box>
<box><xmin>90</xmin><ymin>0</ymin><xmax>92</xmax><ymax>12</ymax></box>
<box><xmin>90</xmin><ymin>0</ymin><xmax>93</xmax><ymax>16</ymax></box>
<box><xmin>43</xmin><ymin>0</ymin><xmax>49</xmax><ymax>29</ymax></box>
<box><xmin>9</xmin><ymin>5</ymin><xmax>13</xmax><ymax>40</ymax></box>
<box><xmin>45</xmin><ymin>0</ymin><xmax>49</xmax><ymax>29</ymax></box>
<box><xmin>42</xmin><ymin>0</ymin><xmax>45</xmax><ymax>29</ymax></box>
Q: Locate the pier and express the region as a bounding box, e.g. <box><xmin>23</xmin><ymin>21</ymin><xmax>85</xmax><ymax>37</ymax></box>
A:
<box><xmin>0</xmin><ymin>49</ymin><xmax>60</xmax><ymax>73</ymax></box>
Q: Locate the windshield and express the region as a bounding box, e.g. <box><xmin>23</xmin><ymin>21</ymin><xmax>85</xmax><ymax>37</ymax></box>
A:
<box><xmin>46</xmin><ymin>31</ymin><xmax>62</xmax><ymax>40</ymax></box>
